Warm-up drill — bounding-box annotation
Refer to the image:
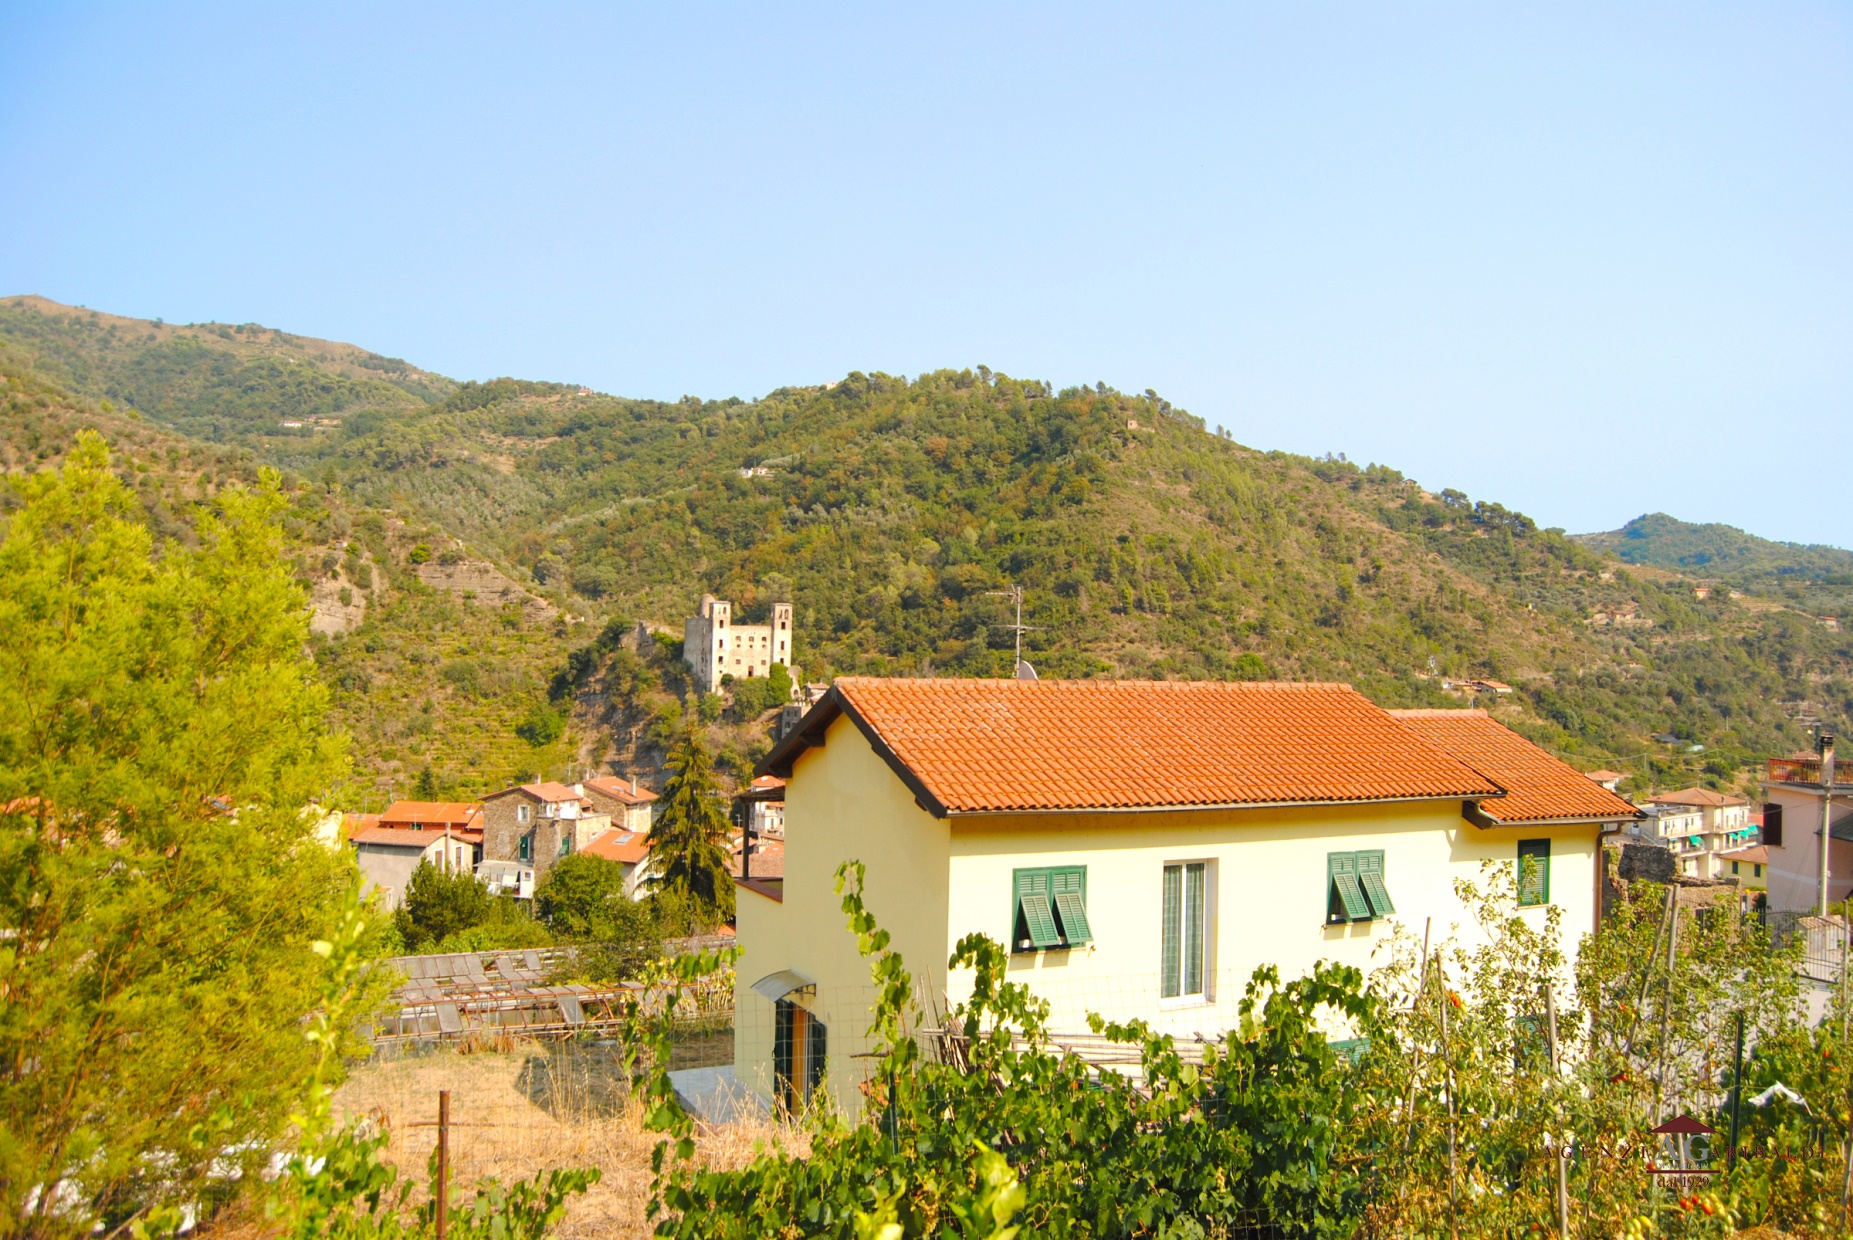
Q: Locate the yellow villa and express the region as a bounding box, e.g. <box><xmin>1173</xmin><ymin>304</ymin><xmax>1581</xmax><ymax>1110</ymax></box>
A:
<box><xmin>733</xmin><ymin>678</ymin><xmax>1640</xmax><ymax>1117</ymax></box>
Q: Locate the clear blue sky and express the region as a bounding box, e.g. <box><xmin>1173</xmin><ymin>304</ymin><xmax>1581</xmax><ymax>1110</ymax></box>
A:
<box><xmin>3</xmin><ymin>4</ymin><xmax>1848</xmax><ymax>545</ymax></box>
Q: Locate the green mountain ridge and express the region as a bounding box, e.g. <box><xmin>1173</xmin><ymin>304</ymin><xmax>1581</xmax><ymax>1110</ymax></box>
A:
<box><xmin>1575</xmin><ymin>511</ymin><xmax>1853</xmax><ymax>580</ymax></box>
<box><xmin>3</xmin><ymin>294</ymin><xmax>1850</xmax><ymax>803</ymax></box>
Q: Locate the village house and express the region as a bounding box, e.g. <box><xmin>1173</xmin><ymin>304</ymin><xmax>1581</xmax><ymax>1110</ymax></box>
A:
<box><xmin>380</xmin><ymin>800</ymin><xmax>484</xmax><ymax>861</ymax></box>
<box><xmin>353</xmin><ymin>825</ymin><xmax>478</xmax><ymax>909</ymax></box>
<box><xmin>1761</xmin><ymin>745</ymin><xmax>1853</xmax><ymax>912</ymax></box>
<box><xmin>580</xmin><ymin>824</ymin><xmax>655</xmax><ymax>898</ymax></box>
<box><xmin>1628</xmin><ymin>802</ymin><xmax>1705</xmax><ymax>866</ymax></box>
<box><xmin>1717</xmin><ymin>844</ymin><xmax>1769</xmax><ymax>895</ymax></box>
<box><xmin>684</xmin><ymin>593</ymin><xmax>793</xmax><ymax>694</ymax></box>
<box><xmin>580</xmin><ymin>774</ymin><xmax>658</xmax><ymax>833</ymax></box>
<box><xmin>348</xmin><ymin>800</ymin><xmax>485</xmax><ymax>907</ymax></box>
<box><xmin>481</xmin><ymin>782</ymin><xmax>613</xmax><ymax>888</ymax></box>
<box><xmin>1584</xmin><ymin>769</ymin><xmax>1624</xmax><ymax>793</ymax></box>
<box><xmin>736</xmin><ymin>774</ymin><xmax>787</xmax><ymax>839</ymax></box>
<box><xmin>733</xmin><ymin>679</ymin><xmax>1639</xmax><ymax>1117</ymax></box>
<box><xmin>1644</xmin><ymin>787</ymin><xmax>1755</xmax><ymax>878</ymax></box>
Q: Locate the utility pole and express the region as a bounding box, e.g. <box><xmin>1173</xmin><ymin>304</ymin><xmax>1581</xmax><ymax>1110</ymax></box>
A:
<box><xmin>1821</xmin><ymin>732</ymin><xmax>1837</xmax><ymax>918</ymax></box>
<box><xmin>985</xmin><ymin>586</ymin><xmax>1039</xmax><ymax>678</ymax></box>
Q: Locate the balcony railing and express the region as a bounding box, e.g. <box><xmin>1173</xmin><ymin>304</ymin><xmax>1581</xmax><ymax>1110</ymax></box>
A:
<box><xmin>1767</xmin><ymin>757</ymin><xmax>1853</xmax><ymax>787</ymax></box>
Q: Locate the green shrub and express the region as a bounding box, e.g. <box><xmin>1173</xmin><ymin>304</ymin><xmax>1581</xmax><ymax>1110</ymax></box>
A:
<box><xmin>515</xmin><ymin>702</ymin><xmax>565</xmax><ymax>746</ymax></box>
<box><xmin>394</xmin><ymin>861</ymin><xmax>492</xmax><ymax>951</ymax></box>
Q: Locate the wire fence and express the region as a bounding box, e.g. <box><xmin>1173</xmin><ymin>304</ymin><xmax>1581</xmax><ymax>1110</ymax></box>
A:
<box><xmin>1762</xmin><ymin>909</ymin><xmax>1849</xmax><ymax>985</ymax></box>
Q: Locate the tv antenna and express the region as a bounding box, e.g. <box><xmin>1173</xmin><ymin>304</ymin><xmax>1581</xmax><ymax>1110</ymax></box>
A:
<box><xmin>985</xmin><ymin>585</ymin><xmax>1040</xmax><ymax>679</ymax></box>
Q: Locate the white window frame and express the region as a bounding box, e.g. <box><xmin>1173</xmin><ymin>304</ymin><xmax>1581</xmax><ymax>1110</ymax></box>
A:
<box><xmin>1160</xmin><ymin>859</ymin><xmax>1216</xmax><ymax>1007</ymax></box>
<box><xmin>516</xmin><ymin>803</ymin><xmax>530</xmax><ymax>825</ymax></box>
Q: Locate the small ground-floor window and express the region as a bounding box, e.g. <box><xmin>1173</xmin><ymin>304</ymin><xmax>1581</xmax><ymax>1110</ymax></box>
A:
<box><xmin>773</xmin><ymin>999</ymin><xmax>827</xmax><ymax>1114</ymax></box>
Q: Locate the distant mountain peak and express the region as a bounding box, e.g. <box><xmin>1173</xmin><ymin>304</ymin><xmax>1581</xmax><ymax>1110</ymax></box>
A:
<box><xmin>1573</xmin><ymin>512</ymin><xmax>1853</xmax><ymax>577</ymax></box>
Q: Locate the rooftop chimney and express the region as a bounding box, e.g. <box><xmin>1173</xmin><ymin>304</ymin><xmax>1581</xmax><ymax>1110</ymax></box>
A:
<box><xmin>630</xmin><ymin>776</ymin><xmax>638</xmax><ymax>795</ymax></box>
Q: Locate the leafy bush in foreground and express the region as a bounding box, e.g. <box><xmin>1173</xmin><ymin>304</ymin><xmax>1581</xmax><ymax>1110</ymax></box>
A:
<box><xmin>627</xmin><ymin>864</ymin><xmax>1827</xmax><ymax>1239</ymax></box>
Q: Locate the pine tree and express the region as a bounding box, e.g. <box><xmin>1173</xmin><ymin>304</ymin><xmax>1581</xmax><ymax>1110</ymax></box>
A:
<box><xmin>0</xmin><ymin>432</ymin><xmax>366</xmax><ymax>1232</ymax></box>
<box><xmin>646</xmin><ymin>713</ymin><xmax>735</xmax><ymax>925</ymax></box>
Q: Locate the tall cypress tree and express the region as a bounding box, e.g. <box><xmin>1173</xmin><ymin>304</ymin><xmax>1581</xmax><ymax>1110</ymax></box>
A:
<box><xmin>646</xmin><ymin>712</ymin><xmax>736</xmax><ymax>925</ymax></box>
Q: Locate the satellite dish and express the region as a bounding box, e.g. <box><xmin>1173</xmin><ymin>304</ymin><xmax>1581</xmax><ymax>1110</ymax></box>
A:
<box><xmin>1015</xmin><ymin>660</ymin><xmax>1038</xmax><ymax>681</ymax></box>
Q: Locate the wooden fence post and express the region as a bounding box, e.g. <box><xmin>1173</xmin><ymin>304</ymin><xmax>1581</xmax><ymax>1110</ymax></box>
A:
<box><xmin>436</xmin><ymin>1089</ymin><xmax>450</xmax><ymax>1240</ymax></box>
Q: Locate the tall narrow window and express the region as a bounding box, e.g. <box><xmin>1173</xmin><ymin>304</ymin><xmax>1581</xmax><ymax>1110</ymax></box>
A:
<box><xmin>1517</xmin><ymin>839</ymin><xmax>1551</xmax><ymax>906</ymax></box>
<box><xmin>773</xmin><ymin>1000</ymin><xmax>828</xmax><ymax>1115</ymax></box>
<box><xmin>1162</xmin><ymin>862</ymin><xmax>1207</xmax><ymax>999</ymax></box>
<box><xmin>518</xmin><ymin>832</ymin><xmax>531</xmax><ymax>862</ymax></box>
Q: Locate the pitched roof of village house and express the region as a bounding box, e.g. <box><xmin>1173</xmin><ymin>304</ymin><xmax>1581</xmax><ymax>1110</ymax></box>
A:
<box><xmin>487</xmin><ymin>781</ymin><xmax>586</xmax><ymax>805</ymax></box>
<box><xmin>352</xmin><ymin>825</ymin><xmax>468</xmax><ymax>849</ymax></box>
<box><xmin>1389</xmin><ymin>710</ymin><xmax>1643</xmax><ymax>826</ymax></box>
<box><xmin>761</xmin><ymin>678</ymin><xmax>1505</xmax><ymax>816</ymax></box>
<box><xmin>1647</xmin><ymin>786</ymin><xmax>1750</xmax><ymax>809</ymax></box>
<box><xmin>582</xmin><ymin>827</ymin><xmax>652</xmax><ymax>865</ymax></box>
<box><xmin>379</xmin><ymin>800</ymin><xmax>483</xmax><ymax>829</ymax></box>
<box><xmin>583</xmin><ymin>775</ymin><xmax>657</xmax><ymax>806</ymax></box>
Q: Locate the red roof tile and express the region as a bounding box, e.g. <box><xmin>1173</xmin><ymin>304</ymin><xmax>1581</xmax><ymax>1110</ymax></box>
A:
<box><xmin>343</xmin><ymin>812</ymin><xmax>383</xmax><ymax>840</ymax></box>
<box><xmin>352</xmin><ymin>826</ymin><xmax>460</xmax><ymax>848</ymax></box>
<box><xmin>582</xmin><ymin>827</ymin><xmax>652</xmax><ymax>865</ymax></box>
<box><xmin>1718</xmin><ymin>845</ymin><xmax>1769</xmax><ymax>864</ymax></box>
<box><xmin>583</xmin><ymin>775</ymin><xmax>658</xmax><ymax>805</ymax></box>
<box><xmin>730</xmin><ymin>837</ymin><xmax>785</xmax><ymax>878</ymax></box>
<box><xmin>766</xmin><ymin>678</ymin><xmax>1503</xmax><ymax>815</ymax></box>
<box><xmin>1389</xmin><ymin>710</ymin><xmax>1642</xmax><ymax>825</ymax></box>
<box><xmin>1648</xmin><ymin>787</ymin><xmax>1750</xmax><ymax>809</ymax></box>
<box><xmin>379</xmin><ymin>800</ymin><xmax>483</xmax><ymax>830</ymax></box>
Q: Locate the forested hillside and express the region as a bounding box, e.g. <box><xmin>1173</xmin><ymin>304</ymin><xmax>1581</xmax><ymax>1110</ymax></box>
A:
<box><xmin>4</xmin><ymin>294</ymin><xmax>1850</xmax><ymax>803</ymax></box>
<box><xmin>1576</xmin><ymin>512</ymin><xmax>1853</xmax><ymax>615</ymax></box>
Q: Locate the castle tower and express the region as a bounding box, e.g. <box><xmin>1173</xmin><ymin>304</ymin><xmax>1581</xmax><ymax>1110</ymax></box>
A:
<box><xmin>771</xmin><ymin>601</ymin><xmax>793</xmax><ymax>671</ymax></box>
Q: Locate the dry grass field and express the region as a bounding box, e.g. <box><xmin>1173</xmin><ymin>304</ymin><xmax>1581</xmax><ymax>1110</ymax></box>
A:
<box><xmin>189</xmin><ymin>1039</ymin><xmax>802</xmax><ymax>1239</ymax></box>
<box><xmin>331</xmin><ymin>1040</ymin><xmax>803</xmax><ymax>1239</ymax></box>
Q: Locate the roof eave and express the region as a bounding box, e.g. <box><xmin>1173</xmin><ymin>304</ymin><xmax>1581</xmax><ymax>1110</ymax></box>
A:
<box><xmin>944</xmin><ymin>790</ymin><xmax>1502</xmax><ymax>819</ymax></box>
<box><xmin>1464</xmin><ymin>803</ymin><xmax>1645</xmax><ymax>830</ymax></box>
<box><xmin>758</xmin><ymin>685</ymin><xmax>952</xmax><ymax>817</ymax></box>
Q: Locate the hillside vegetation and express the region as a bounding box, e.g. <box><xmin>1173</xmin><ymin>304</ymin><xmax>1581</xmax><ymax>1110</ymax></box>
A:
<box><xmin>1576</xmin><ymin>511</ymin><xmax>1853</xmax><ymax>616</ymax></box>
<box><xmin>4</xmin><ymin>295</ymin><xmax>1850</xmax><ymax>801</ymax></box>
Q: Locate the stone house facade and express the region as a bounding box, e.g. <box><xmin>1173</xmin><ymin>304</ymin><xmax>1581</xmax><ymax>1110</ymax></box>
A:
<box><xmin>481</xmin><ymin>781</ymin><xmax>612</xmax><ymax>888</ymax></box>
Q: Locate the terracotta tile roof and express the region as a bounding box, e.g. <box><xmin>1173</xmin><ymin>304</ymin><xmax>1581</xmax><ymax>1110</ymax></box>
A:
<box><xmin>583</xmin><ymin>775</ymin><xmax>658</xmax><ymax>805</ymax></box>
<box><xmin>1718</xmin><ymin>845</ymin><xmax>1769</xmax><ymax>864</ymax></box>
<box><xmin>582</xmin><ymin>827</ymin><xmax>652</xmax><ymax>865</ymax></box>
<box><xmin>1585</xmin><ymin>769</ymin><xmax>1623</xmax><ymax>782</ymax></box>
<box><xmin>352</xmin><ymin>826</ymin><xmax>458</xmax><ymax>848</ymax></box>
<box><xmin>380</xmin><ymin>800</ymin><xmax>483</xmax><ymax>830</ymax></box>
<box><xmin>489</xmin><ymin>781</ymin><xmax>586</xmax><ymax>805</ymax></box>
<box><xmin>1389</xmin><ymin>710</ymin><xmax>1642</xmax><ymax>825</ymax></box>
<box><xmin>730</xmin><ymin>838</ymin><xmax>785</xmax><ymax>878</ymax></box>
<box><xmin>343</xmin><ymin>812</ymin><xmax>383</xmax><ymax>840</ymax></box>
<box><xmin>1648</xmin><ymin>787</ymin><xmax>1750</xmax><ymax>809</ymax></box>
<box><xmin>766</xmin><ymin>678</ymin><xmax>1502</xmax><ymax>815</ymax></box>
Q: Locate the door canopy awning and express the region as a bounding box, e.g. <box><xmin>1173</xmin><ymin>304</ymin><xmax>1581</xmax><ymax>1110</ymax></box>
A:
<box><xmin>750</xmin><ymin>969</ymin><xmax>816</xmax><ymax>1002</ymax></box>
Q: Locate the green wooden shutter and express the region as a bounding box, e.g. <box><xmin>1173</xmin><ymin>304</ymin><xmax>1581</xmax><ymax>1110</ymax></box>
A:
<box><xmin>1054</xmin><ymin>892</ymin><xmax>1092</xmax><ymax>945</ymax></box>
<box><xmin>1517</xmin><ymin>839</ymin><xmax>1551</xmax><ymax>906</ymax></box>
<box><xmin>1328</xmin><ymin>852</ymin><xmax>1371</xmax><ymax>922</ymax></box>
<box><xmin>1050</xmin><ymin>866</ymin><xmax>1091</xmax><ymax>945</ymax></box>
<box><xmin>1014</xmin><ymin>868</ymin><xmax>1061</xmax><ymax>949</ymax></box>
<box><xmin>1161</xmin><ymin>864</ymin><xmax>1182</xmax><ymax>998</ymax></box>
<box><xmin>1357</xmin><ymin>850</ymin><xmax>1394</xmax><ymax>917</ymax></box>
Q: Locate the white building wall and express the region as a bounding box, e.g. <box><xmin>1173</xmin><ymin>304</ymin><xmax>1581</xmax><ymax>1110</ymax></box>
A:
<box><xmin>734</xmin><ymin>719</ymin><xmax>1603</xmax><ymax>1119</ymax></box>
